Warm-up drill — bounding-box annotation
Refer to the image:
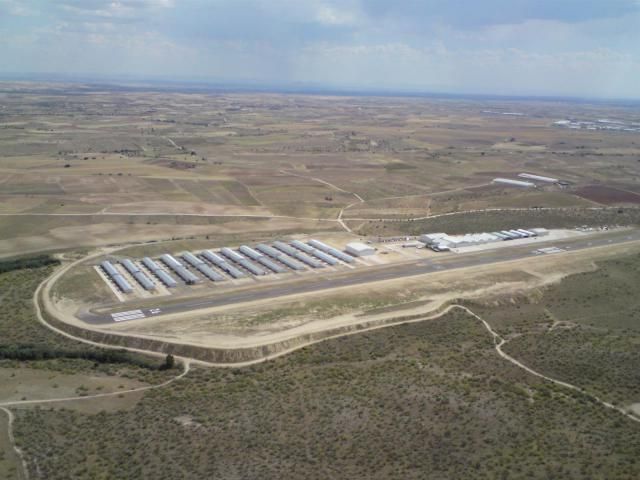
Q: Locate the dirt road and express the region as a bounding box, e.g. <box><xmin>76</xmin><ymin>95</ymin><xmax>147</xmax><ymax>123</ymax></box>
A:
<box><xmin>0</xmin><ymin>361</ymin><xmax>190</xmax><ymax>480</ymax></box>
<box><xmin>458</xmin><ymin>305</ymin><xmax>640</xmax><ymax>425</ymax></box>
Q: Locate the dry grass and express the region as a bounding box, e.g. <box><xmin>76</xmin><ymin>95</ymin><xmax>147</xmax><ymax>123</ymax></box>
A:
<box><xmin>2</xmin><ymin>86</ymin><xmax>640</xmax><ymax>256</ymax></box>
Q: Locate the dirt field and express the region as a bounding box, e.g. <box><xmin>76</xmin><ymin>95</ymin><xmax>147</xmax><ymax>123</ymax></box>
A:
<box><xmin>574</xmin><ymin>185</ymin><xmax>640</xmax><ymax>204</ymax></box>
<box><xmin>0</xmin><ymin>367</ymin><xmax>147</xmax><ymax>406</ymax></box>
<box><xmin>2</xmin><ymin>84</ymin><xmax>640</xmax><ymax>257</ymax></box>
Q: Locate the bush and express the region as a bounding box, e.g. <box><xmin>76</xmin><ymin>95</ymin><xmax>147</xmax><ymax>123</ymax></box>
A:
<box><xmin>0</xmin><ymin>255</ymin><xmax>60</xmax><ymax>274</ymax></box>
<box><xmin>0</xmin><ymin>344</ymin><xmax>164</xmax><ymax>370</ymax></box>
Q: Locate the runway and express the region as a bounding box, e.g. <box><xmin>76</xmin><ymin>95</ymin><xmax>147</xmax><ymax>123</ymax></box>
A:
<box><xmin>80</xmin><ymin>228</ymin><xmax>640</xmax><ymax>325</ymax></box>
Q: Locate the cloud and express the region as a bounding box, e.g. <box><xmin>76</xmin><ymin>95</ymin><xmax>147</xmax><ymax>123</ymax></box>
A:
<box><xmin>0</xmin><ymin>0</ymin><xmax>38</xmax><ymax>17</ymax></box>
<box><xmin>55</xmin><ymin>0</ymin><xmax>174</xmax><ymax>23</ymax></box>
<box><xmin>0</xmin><ymin>0</ymin><xmax>639</xmax><ymax>98</ymax></box>
<box><xmin>359</xmin><ymin>0</ymin><xmax>640</xmax><ymax>28</ymax></box>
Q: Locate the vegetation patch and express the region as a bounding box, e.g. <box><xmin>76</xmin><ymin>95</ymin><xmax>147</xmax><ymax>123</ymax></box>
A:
<box><xmin>0</xmin><ymin>264</ymin><xmax>174</xmax><ymax>380</ymax></box>
<box><xmin>0</xmin><ymin>254</ymin><xmax>59</xmax><ymax>274</ymax></box>
<box><xmin>464</xmin><ymin>252</ymin><xmax>640</xmax><ymax>408</ymax></box>
<box><xmin>574</xmin><ymin>185</ymin><xmax>640</xmax><ymax>205</ymax></box>
<box><xmin>13</xmin><ymin>309</ymin><xmax>640</xmax><ymax>479</ymax></box>
<box><xmin>357</xmin><ymin>207</ymin><xmax>640</xmax><ymax>236</ymax></box>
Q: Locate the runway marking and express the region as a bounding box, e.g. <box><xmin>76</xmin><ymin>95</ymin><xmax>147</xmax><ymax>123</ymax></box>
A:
<box><xmin>111</xmin><ymin>309</ymin><xmax>146</xmax><ymax>322</ymax></box>
<box><xmin>536</xmin><ymin>247</ymin><xmax>565</xmax><ymax>254</ymax></box>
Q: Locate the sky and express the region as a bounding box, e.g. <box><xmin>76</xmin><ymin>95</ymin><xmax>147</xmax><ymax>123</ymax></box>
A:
<box><xmin>1</xmin><ymin>0</ymin><xmax>639</xmax><ymax>99</ymax></box>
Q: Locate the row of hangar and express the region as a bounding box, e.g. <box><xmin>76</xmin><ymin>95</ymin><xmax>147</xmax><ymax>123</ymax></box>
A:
<box><xmin>100</xmin><ymin>239</ymin><xmax>356</xmax><ymax>294</ymax></box>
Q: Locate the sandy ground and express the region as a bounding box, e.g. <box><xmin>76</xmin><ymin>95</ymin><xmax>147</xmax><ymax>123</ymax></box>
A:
<box><xmin>104</xmin><ymin>201</ymin><xmax>272</xmax><ymax>216</ymax></box>
<box><xmin>0</xmin><ymin>367</ymin><xmax>148</xmax><ymax>404</ymax></box>
<box><xmin>0</xmin><ymin>216</ymin><xmax>336</xmax><ymax>258</ymax></box>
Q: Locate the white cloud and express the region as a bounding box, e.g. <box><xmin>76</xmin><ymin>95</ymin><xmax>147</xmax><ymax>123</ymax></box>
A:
<box><xmin>315</xmin><ymin>5</ymin><xmax>359</xmax><ymax>26</ymax></box>
<box><xmin>0</xmin><ymin>0</ymin><xmax>37</xmax><ymax>16</ymax></box>
<box><xmin>0</xmin><ymin>0</ymin><xmax>639</xmax><ymax>98</ymax></box>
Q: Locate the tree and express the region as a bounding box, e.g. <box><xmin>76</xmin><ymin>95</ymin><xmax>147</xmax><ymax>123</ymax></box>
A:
<box><xmin>162</xmin><ymin>354</ymin><xmax>175</xmax><ymax>370</ymax></box>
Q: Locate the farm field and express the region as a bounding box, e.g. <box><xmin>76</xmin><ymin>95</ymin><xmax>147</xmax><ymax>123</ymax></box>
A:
<box><xmin>2</xmin><ymin>83</ymin><xmax>640</xmax><ymax>480</ymax></box>
<box><xmin>2</xmin><ymin>83</ymin><xmax>640</xmax><ymax>257</ymax></box>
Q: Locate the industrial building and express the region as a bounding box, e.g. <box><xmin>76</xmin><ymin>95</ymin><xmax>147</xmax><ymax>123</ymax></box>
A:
<box><xmin>98</xmin><ymin>238</ymin><xmax>364</xmax><ymax>296</ymax></box>
<box><xmin>345</xmin><ymin>242</ymin><xmax>375</xmax><ymax>257</ymax></box>
<box><xmin>239</xmin><ymin>245</ymin><xmax>286</xmax><ymax>273</ymax></box>
<box><xmin>290</xmin><ymin>240</ymin><xmax>339</xmax><ymax>265</ymax></box>
<box><xmin>518</xmin><ymin>173</ymin><xmax>558</xmax><ymax>183</ymax></box>
<box><xmin>273</xmin><ymin>241</ymin><xmax>324</xmax><ymax>268</ymax></box>
<box><xmin>142</xmin><ymin>257</ymin><xmax>177</xmax><ymax>288</ymax></box>
<box><xmin>201</xmin><ymin>250</ymin><xmax>245</xmax><ymax>279</ymax></box>
<box><xmin>420</xmin><ymin>228</ymin><xmax>548</xmax><ymax>251</ymax></box>
<box><xmin>221</xmin><ymin>248</ymin><xmax>268</xmax><ymax>276</ymax></box>
<box><xmin>161</xmin><ymin>254</ymin><xmax>200</xmax><ymax>285</ymax></box>
<box><xmin>121</xmin><ymin>259</ymin><xmax>155</xmax><ymax>291</ymax></box>
<box><xmin>307</xmin><ymin>239</ymin><xmax>355</xmax><ymax>263</ymax></box>
<box><xmin>100</xmin><ymin>260</ymin><xmax>133</xmax><ymax>294</ymax></box>
<box><xmin>492</xmin><ymin>178</ymin><xmax>535</xmax><ymax>188</ymax></box>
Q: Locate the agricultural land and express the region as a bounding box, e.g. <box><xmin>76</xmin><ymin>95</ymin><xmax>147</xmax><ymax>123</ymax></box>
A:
<box><xmin>1</xmin><ymin>82</ymin><xmax>640</xmax><ymax>479</ymax></box>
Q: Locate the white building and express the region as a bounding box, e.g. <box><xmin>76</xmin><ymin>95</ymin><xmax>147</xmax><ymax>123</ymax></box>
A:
<box><xmin>421</xmin><ymin>232</ymin><xmax>502</xmax><ymax>249</ymax></box>
<box><xmin>420</xmin><ymin>228</ymin><xmax>548</xmax><ymax>250</ymax></box>
<box><xmin>419</xmin><ymin>233</ymin><xmax>448</xmax><ymax>245</ymax></box>
<box><xmin>518</xmin><ymin>173</ymin><xmax>558</xmax><ymax>183</ymax></box>
<box><xmin>493</xmin><ymin>178</ymin><xmax>535</xmax><ymax>188</ymax></box>
<box><xmin>345</xmin><ymin>242</ymin><xmax>376</xmax><ymax>257</ymax></box>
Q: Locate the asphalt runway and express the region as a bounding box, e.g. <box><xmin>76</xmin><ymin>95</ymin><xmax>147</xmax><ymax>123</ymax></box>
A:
<box><xmin>80</xmin><ymin>229</ymin><xmax>640</xmax><ymax>325</ymax></box>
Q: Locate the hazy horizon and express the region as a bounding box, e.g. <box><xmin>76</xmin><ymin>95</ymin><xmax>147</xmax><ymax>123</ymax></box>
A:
<box><xmin>1</xmin><ymin>0</ymin><xmax>640</xmax><ymax>100</ymax></box>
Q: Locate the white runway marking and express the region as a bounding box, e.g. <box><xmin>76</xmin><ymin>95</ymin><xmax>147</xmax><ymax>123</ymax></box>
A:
<box><xmin>111</xmin><ymin>309</ymin><xmax>146</xmax><ymax>322</ymax></box>
<box><xmin>536</xmin><ymin>247</ymin><xmax>565</xmax><ymax>254</ymax></box>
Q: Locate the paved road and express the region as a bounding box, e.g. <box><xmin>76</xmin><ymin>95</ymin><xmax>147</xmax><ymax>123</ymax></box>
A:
<box><xmin>80</xmin><ymin>229</ymin><xmax>640</xmax><ymax>325</ymax></box>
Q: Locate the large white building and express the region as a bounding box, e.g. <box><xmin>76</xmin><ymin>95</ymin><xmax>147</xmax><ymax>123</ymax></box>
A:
<box><xmin>492</xmin><ymin>178</ymin><xmax>535</xmax><ymax>188</ymax></box>
<box><xmin>518</xmin><ymin>173</ymin><xmax>558</xmax><ymax>183</ymax></box>
<box><xmin>345</xmin><ymin>242</ymin><xmax>376</xmax><ymax>257</ymax></box>
<box><xmin>420</xmin><ymin>228</ymin><xmax>547</xmax><ymax>250</ymax></box>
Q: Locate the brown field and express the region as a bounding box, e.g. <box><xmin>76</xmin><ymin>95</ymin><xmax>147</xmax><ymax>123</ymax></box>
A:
<box><xmin>2</xmin><ymin>83</ymin><xmax>640</xmax><ymax>256</ymax></box>
<box><xmin>574</xmin><ymin>185</ymin><xmax>640</xmax><ymax>205</ymax></box>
